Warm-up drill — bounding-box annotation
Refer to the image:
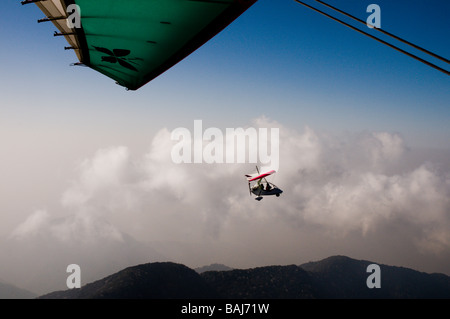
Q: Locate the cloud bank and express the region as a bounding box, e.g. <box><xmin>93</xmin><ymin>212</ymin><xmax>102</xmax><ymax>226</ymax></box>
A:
<box><xmin>4</xmin><ymin>117</ymin><xmax>450</xmax><ymax>294</ymax></box>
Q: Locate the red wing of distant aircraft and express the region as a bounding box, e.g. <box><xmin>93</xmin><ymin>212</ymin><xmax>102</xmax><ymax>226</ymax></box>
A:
<box><xmin>246</xmin><ymin>169</ymin><xmax>276</xmax><ymax>182</ymax></box>
<box><xmin>24</xmin><ymin>0</ymin><xmax>257</xmax><ymax>90</ymax></box>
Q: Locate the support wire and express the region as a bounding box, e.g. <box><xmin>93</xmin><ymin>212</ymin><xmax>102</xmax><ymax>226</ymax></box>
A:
<box><xmin>294</xmin><ymin>0</ymin><xmax>450</xmax><ymax>76</ymax></box>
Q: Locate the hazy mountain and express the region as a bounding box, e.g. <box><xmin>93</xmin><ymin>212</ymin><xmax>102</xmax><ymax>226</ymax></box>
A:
<box><xmin>195</xmin><ymin>263</ymin><xmax>233</xmax><ymax>274</ymax></box>
<box><xmin>0</xmin><ymin>280</ymin><xmax>36</xmax><ymax>299</ymax></box>
<box><xmin>38</xmin><ymin>256</ymin><xmax>450</xmax><ymax>299</ymax></box>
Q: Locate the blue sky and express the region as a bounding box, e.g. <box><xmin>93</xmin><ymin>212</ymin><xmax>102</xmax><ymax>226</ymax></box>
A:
<box><xmin>1</xmin><ymin>0</ymin><xmax>449</xmax><ymax>148</ymax></box>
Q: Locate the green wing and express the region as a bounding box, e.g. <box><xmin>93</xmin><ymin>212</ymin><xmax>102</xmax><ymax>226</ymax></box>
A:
<box><xmin>29</xmin><ymin>0</ymin><xmax>256</xmax><ymax>90</ymax></box>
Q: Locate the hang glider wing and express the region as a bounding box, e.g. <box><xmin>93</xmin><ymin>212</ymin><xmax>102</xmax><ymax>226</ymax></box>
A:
<box><xmin>246</xmin><ymin>169</ymin><xmax>276</xmax><ymax>182</ymax></box>
<box><xmin>26</xmin><ymin>0</ymin><xmax>257</xmax><ymax>90</ymax></box>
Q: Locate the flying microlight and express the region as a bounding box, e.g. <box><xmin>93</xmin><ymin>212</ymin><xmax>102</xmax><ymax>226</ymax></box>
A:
<box><xmin>245</xmin><ymin>166</ymin><xmax>283</xmax><ymax>201</ymax></box>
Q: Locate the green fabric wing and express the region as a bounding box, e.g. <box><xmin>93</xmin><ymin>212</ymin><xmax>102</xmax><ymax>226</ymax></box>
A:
<box><xmin>32</xmin><ymin>0</ymin><xmax>256</xmax><ymax>90</ymax></box>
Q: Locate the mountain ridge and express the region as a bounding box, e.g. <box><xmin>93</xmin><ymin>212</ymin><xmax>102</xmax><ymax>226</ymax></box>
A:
<box><xmin>39</xmin><ymin>262</ymin><xmax>219</xmax><ymax>299</ymax></box>
<box><xmin>38</xmin><ymin>255</ymin><xmax>450</xmax><ymax>299</ymax></box>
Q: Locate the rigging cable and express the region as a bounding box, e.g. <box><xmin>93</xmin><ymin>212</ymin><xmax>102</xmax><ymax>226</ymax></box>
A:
<box><xmin>293</xmin><ymin>0</ymin><xmax>450</xmax><ymax>76</ymax></box>
<box><xmin>314</xmin><ymin>0</ymin><xmax>449</xmax><ymax>64</ymax></box>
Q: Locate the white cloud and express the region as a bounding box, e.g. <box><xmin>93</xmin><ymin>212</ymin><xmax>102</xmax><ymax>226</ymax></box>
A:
<box><xmin>13</xmin><ymin>117</ymin><xmax>450</xmax><ymax>252</ymax></box>
<box><xmin>10</xmin><ymin>210</ymin><xmax>50</xmax><ymax>239</ymax></box>
<box><xmin>6</xmin><ymin>117</ymin><xmax>450</xmax><ymax>293</ymax></box>
<box><xmin>61</xmin><ymin>146</ymin><xmax>131</xmax><ymax>208</ymax></box>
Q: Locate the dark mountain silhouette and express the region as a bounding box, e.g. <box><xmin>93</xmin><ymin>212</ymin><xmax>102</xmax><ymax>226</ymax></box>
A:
<box><xmin>201</xmin><ymin>264</ymin><xmax>317</xmax><ymax>298</ymax></box>
<box><xmin>0</xmin><ymin>281</ymin><xmax>37</xmax><ymax>299</ymax></box>
<box><xmin>195</xmin><ymin>263</ymin><xmax>233</xmax><ymax>274</ymax></box>
<box><xmin>38</xmin><ymin>256</ymin><xmax>450</xmax><ymax>299</ymax></box>
<box><xmin>299</xmin><ymin>255</ymin><xmax>450</xmax><ymax>298</ymax></box>
<box><xmin>39</xmin><ymin>262</ymin><xmax>219</xmax><ymax>299</ymax></box>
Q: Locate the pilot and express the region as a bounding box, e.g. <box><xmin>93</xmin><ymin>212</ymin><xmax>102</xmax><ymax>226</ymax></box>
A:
<box><xmin>265</xmin><ymin>183</ymin><xmax>272</xmax><ymax>191</ymax></box>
